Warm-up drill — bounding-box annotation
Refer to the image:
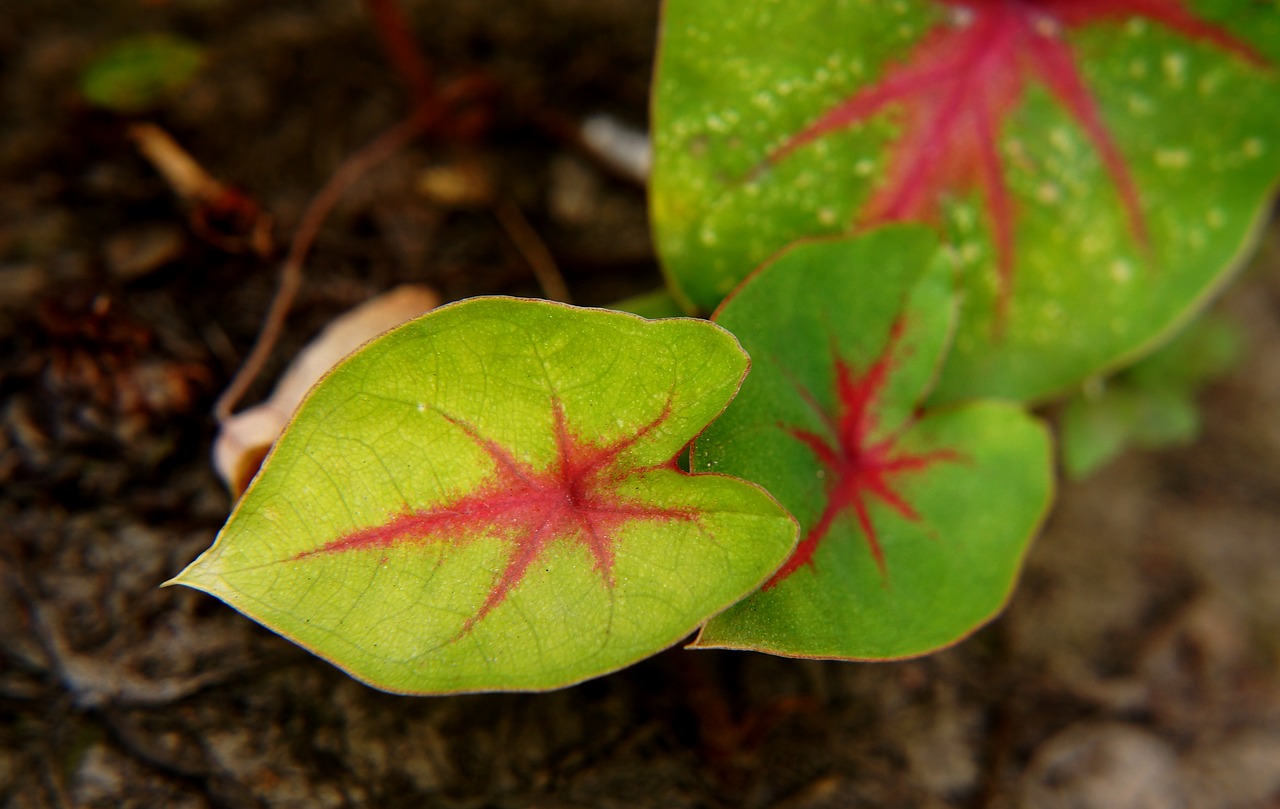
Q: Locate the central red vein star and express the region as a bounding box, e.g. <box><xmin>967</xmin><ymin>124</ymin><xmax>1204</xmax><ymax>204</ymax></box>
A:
<box><xmin>294</xmin><ymin>398</ymin><xmax>698</xmax><ymax>636</ymax></box>
<box><xmin>766</xmin><ymin>324</ymin><xmax>960</xmax><ymax>589</ymax></box>
<box><xmin>769</xmin><ymin>0</ymin><xmax>1266</xmax><ymax>314</ymax></box>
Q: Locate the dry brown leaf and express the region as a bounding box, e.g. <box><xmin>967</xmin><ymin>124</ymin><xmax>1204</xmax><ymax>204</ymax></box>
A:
<box><xmin>213</xmin><ymin>284</ymin><xmax>441</xmax><ymax>496</ymax></box>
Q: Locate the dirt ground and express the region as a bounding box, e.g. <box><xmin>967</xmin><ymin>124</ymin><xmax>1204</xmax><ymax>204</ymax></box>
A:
<box><xmin>3</xmin><ymin>1</ymin><xmax>1280</xmax><ymax>807</ymax></box>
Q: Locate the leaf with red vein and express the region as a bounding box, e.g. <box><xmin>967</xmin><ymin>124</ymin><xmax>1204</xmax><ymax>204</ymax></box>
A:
<box><xmin>769</xmin><ymin>0</ymin><xmax>1263</xmax><ymax>311</ymax></box>
<box><xmin>293</xmin><ymin>399</ymin><xmax>698</xmax><ymax>639</ymax></box>
<box><xmin>170</xmin><ymin>299</ymin><xmax>797</xmax><ymax>694</ymax></box>
<box><xmin>653</xmin><ymin>0</ymin><xmax>1280</xmax><ymax>401</ymax></box>
<box><xmin>766</xmin><ymin>340</ymin><xmax>962</xmax><ymax>588</ymax></box>
<box><xmin>692</xmin><ymin>228</ymin><xmax>1053</xmax><ymax>660</ymax></box>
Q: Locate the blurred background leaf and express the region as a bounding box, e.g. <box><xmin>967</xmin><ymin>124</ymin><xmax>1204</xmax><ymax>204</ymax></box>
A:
<box><xmin>79</xmin><ymin>33</ymin><xmax>206</xmax><ymax>113</ymax></box>
<box><xmin>1060</xmin><ymin>314</ymin><xmax>1244</xmax><ymax>479</ymax></box>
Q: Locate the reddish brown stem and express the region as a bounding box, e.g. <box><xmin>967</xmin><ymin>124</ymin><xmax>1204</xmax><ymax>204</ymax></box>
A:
<box><xmin>494</xmin><ymin>201</ymin><xmax>572</xmax><ymax>304</ymax></box>
<box><xmin>363</xmin><ymin>0</ymin><xmax>435</xmax><ymax>104</ymax></box>
<box><xmin>216</xmin><ymin>0</ymin><xmax>500</xmax><ymax>422</ymax></box>
<box><xmin>213</xmin><ymin>111</ymin><xmax>433</xmax><ymax>422</ymax></box>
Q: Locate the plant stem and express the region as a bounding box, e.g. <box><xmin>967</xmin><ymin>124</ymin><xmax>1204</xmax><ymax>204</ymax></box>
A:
<box><xmin>214</xmin><ymin>111</ymin><xmax>433</xmax><ymax>422</ymax></box>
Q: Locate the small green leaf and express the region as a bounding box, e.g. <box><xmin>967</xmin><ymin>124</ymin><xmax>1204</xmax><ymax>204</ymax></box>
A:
<box><xmin>691</xmin><ymin>228</ymin><xmax>1054</xmax><ymax>659</ymax></box>
<box><xmin>170</xmin><ymin>298</ymin><xmax>797</xmax><ymax>694</ymax></box>
<box><xmin>80</xmin><ymin>34</ymin><xmax>205</xmax><ymax>112</ymax></box>
<box><xmin>1126</xmin><ymin>313</ymin><xmax>1243</xmax><ymax>390</ymax></box>
<box><xmin>1059</xmin><ymin>313</ymin><xmax>1242</xmax><ymax>478</ymax></box>
<box><xmin>1060</xmin><ymin>388</ymin><xmax>1137</xmax><ymax>478</ymax></box>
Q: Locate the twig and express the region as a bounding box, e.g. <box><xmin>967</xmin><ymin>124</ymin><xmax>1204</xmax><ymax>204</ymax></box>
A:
<box><xmin>364</xmin><ymin>0</ymin><xmax>434</xmax><ymax>103</ymax></box>
<box><xmin>213</xmin><ymin>111</ymin><xmax>432</xmax><ymax>422</ymax></box>
<box><xmin>494</xmin><ymin>201</ymin><xmax>572</xmax><ymax>303</ymax></box>
<box><xmin>215</xmin><ymin>0</ymin><xmax>498</xmax><ymax>421</ymax></box>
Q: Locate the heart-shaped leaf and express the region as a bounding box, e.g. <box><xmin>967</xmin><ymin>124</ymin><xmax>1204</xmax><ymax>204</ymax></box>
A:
<box><xmin>170</xmin><ymin>298</ymin><xmax>797</xmax><ymax>694</ymax></box>
<box><xmin>691</xmin><ymin>228</ymin><xmax>1054</xmax><ymax>659</ymax></box>
<box><xmin>652</xmin><ymin>0</ymin><xmax>1280</xmax><ymax>402</ymax></box>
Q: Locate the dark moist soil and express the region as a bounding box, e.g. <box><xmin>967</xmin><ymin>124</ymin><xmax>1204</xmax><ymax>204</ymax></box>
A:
<box><xmin>3</xmin><ymin>2</ymin><xmax>1280</xmax><ymax>807</ymax></box>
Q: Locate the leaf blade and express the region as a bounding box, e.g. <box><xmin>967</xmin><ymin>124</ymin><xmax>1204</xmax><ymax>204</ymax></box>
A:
<box><xmin>172</xmin><ymin>299</ymin><xmax>798</xmax><ymax>693</ymax></box>
<box><xmin>692</xmin><ymin>231</ymin><xmax>1054</xmax><ymax>659</ymax></box>
<box><xmin>652</xmin><ymin>0</ymin><xmax>1280</xmax><ymax>401</ymax></box>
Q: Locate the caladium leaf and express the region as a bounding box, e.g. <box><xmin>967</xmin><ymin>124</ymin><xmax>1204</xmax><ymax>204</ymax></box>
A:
<box><xmin>170</xmin><ymin>298</ymin><xmax>797</xmax><ymax>694</ymax></box>
<box><xmin>652</xmin><ymin>0</ymin><xmax>1280</xmax><ymax>403</ymax></box>
<box><xmin>691</xmin><ymin>228</ymin><xmax>1054</xmax><ymax>659</ymax></box>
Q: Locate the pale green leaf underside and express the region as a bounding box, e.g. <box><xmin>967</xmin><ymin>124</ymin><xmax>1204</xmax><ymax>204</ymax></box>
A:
<box><xmin>171</xmin><ymin>298</ymin><xmax>797</xmax><ymax>694</ymax></box>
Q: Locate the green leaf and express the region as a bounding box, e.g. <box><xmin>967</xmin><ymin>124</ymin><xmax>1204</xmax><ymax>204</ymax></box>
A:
<box><xmin>691</xmin><ymin>228</ymin><xmax>1054</xmax><ymax>659</ymax></box>
<box><xmin>611</xmin><ymin>288</ymin><xmax>687</xmax><ymax>319</ymax></box>
<box><xmin>1125</xmin><ymin>312</ymin><xmax>1243</xmax><ymax>390</ymax></box>
<box><xmin>651</xmin><ymin>0</ymin><xmax>1280</xmax><ymax>402</ymax></box>
<box><xmin>1059</xmin><ymin>313</ymin><xmax>1242</xmax><ymax>478</ymax></box>
<box><xmin>79</xmin><ymin>34</ymin><xmax>206</xmax><ymax>112</ymax></box>
<box><xmin>170</xmin><ymin>298</ymin><xmax>797</xmax><ymax>694</ymax></box>
<box><xmin>1059</xmin><ymin>388</ymin><xmax>1137</xmax><ymax>478</ymax></box>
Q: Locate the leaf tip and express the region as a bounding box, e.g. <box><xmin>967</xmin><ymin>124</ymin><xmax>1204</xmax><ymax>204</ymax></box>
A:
<box><xmin>161</xmin><ymin>555</ymin><xmax>219</xmax><ymax>593</ymax></box>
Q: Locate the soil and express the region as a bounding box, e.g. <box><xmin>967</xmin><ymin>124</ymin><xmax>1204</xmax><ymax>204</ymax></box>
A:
<box><xmin>3</xmin><ymin>2</ymin><xmax>1280</xmax><ymax>807</ymax></box>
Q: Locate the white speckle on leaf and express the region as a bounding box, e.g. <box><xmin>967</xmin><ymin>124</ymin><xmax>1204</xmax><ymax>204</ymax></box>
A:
<box><xmin>1154</xmin><ymin>148</ymin><xmax>1190</xmax><ymax>169</ymax></box>
<box><xmin>1032</xmin><ymin>14</ymin><xmax>1061</xmax><ymax>38</ymax></box>
<box><xmin>1198</xmin><ymin>71</ymin><xmax>1225</xmax><ymax>97</ymax></box>
<box><xmin>1162</xmin><ymin>52</ymin><xmax>1187</xmax><ymax>88</ymax></box>
<box><xmin>1081</xmin><ymin>232</ymin><xmax>1106</xmax><ymax>256</ymax></box>
<box><xmin>953</xmin><ymin>205</ymin><xmax>978</xmax><ymax>231</ymax></box>
<box><xmin>1207</xmin><ymin>207</ymin><xmax>1226</xmax><ymax>229</ymax></box>
<box><xmin>705</xmin><ymin>111</ymin><xmax>741</xmax><ymax>134</ymax></box>
<box><xmin>818</xmin><ymin>208</ymin><xmax>837</xmax><ymax>225</ymax></box>
<box><xmin>1127</xmin><ymin>93</ymin><xmax>1154</xmax><ymax>117</ymax></box>
<box><xmin>855</xmin><ymin>158</ymin><xmax>876</xmax><ymax>176</ymax></box>
<box><xmin>1109</xmin><ymin>259</ymin><xmax>1133</xmax><ymax>283</ymax></box>
<box><xmin>1244</xmin><ymin>138</ymin><xmax>1265</xmax><ymax>158</ymax></box>
<box><xmin>1050</xmin><ymin>128</ymin><xmax>1075</xmax><ymax>154</ymax></box>
<box><xmin>1036</xmin><ymin>183</ymin><xmax>1061</xmax><ymax>204</ymax></box>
